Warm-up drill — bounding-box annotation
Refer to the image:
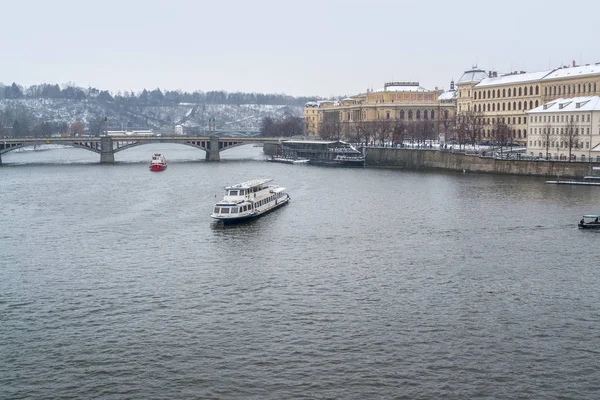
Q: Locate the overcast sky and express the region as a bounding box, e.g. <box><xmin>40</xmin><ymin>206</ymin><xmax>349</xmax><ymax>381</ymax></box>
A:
<box><xmin>2</xmin><ymin>0</ymin><xmax>599</xmax><ymax>98</ymax></box>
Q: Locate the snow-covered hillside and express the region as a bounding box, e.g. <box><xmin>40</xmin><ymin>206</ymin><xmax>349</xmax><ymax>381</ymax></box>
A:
<box><xmin>0</xmin><ymin>98</ymin><xmax>303</xmax><ymax>133</ymax></box>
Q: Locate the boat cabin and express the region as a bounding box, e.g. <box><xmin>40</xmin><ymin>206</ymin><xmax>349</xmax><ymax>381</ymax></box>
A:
<box><xmin>579</xmin><ymin>214</ymin><xmax>600</xmax><ymax>229</ymax></box>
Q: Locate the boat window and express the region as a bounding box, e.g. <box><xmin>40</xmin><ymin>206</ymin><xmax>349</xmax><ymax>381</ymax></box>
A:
<box><xmin>221</xmin><ymin>208</ymin><xmax>230</xmax><ymax>214</ymax></box>
<box><xmin>229</xmin><ymin>190</ymin><xmax>238</xmax><ymax>196</ymax></box>
<box><xmin>231</xmin><ymin>207</ymin><xmax>238</xmax><ymax>214</ymax></box>
<box><xmin>213</xmin><ymin>207</ymin><xmax>220</xmax><ymax>214</ymax></box>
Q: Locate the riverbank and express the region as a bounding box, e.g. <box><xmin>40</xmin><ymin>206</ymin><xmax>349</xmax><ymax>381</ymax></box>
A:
<box><xmin>365</xmin><ymin>147</ymin><xmax>600</xmax><ymax>179</ymax></box>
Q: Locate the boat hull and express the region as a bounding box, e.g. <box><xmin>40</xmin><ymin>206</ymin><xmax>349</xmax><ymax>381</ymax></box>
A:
<box><xmin>149</xmin><ymin>164</ymin><xmax>167</xmax><ymax>171</ymax></box>
<box><xmin>211</xmin><ymin>196</ymin><xmax>290</xmax><ymax>224</ymax></box>
<box><xmin>578</xmin><ymin>223</ymin><xmax>600</xmax><ymax>229</ymax></box>
<box><xmin>308</xmin><ymin>159</ymin><xmax>365</xmax><ymax>167</ymax></box>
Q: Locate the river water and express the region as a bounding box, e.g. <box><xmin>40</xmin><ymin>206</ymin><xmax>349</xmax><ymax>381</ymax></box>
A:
<box><xmin>1</xmin><ymin>144</ymin><xmax>600</xmax><ymax>399</ymax></box>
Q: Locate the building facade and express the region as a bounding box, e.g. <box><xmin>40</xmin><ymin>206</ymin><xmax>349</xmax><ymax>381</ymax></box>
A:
<box><xmin>304</xmin><ymin>81</ymin><xmax>456</xmax><ymax>139</ymax></box>
<box><xmin>456</xmin><ymin>63</ymin><xmax>600</xmax><ymax>145</ymax></box>
<box><xmin>526</xmin><ymin>96</ymin><xmax>600</xmax><ymax>161</ymax></box>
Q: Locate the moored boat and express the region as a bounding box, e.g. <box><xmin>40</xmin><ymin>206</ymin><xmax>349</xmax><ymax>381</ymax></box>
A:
<box><xmin>578</xmin><ymin>214</ymin><xmax>600</xmax><ymax>229</ymax></box>
<box><xmin>210</xmin><ymin>179</ymin><xmax>290</xmax><ymax>224</ymax></box>
<box><xmin>276</xmin><ymin>140</ymin><xmax>365</xmax><ymax>167</ymax></box>
<box><xmin>149</xmin><ymin>153</ymin><xmax>167</xmax><ymax>171</ymax></box>
<box><xmin>267</xmin><ymin>155</ymin><xmax>310</xmax><ymax>165</ymax></box>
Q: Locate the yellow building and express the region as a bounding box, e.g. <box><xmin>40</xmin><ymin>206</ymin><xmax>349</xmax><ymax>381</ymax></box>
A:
<box><xmin>304</xmin><ymin>81</ymin><xmax>456</xmax><ymax>139</ymax></box>
<box><xmin>456</xmin><ymin>63</ymin><xmax>600</xmax><ymax>145</ymax></box>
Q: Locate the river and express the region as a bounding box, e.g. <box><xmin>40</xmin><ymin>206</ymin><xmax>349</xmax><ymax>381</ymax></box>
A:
<box><xmin>1</xmin><ymin>144</ymin><xmax>600</xmax><ymax>399</ymax></box>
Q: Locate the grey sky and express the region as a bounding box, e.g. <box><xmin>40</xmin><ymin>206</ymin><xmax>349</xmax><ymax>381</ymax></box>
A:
<box><xmin>2</xmin><ymin>0</ymin><xmax>599</xmax><ymax>98</ymax></box>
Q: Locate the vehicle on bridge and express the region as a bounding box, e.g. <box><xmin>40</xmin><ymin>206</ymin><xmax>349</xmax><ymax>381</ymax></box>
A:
<box><xmin>149</xmin><ymin>154</ymin><xmax>167</xmax><ymax>171</ymax></box>
<box><xmin>211</xmin><ymin>179</ymin><xmax>290</xmax><ymax>224</ymax></box>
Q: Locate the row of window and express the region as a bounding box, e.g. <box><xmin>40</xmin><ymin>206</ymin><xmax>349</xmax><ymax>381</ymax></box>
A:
<box><xmin>530</xmin><ymin>114</ymin><xmax>591</xmax><ymax>123</ymax></box>
<box><xmin>530</xmin><ymin>140</ymin><xmax>590</xmax><ymax>149</ymax></box>
<box><xmin>475</xmin><ymin>85</ymin><xmax>539</xmax><ymax>100</ymax></box>
<box><xmin>545</xmin><ymin>82</ymin><xmax>598</xmax><ymax>96</ymax></box>
<box><xmin>531</xmin><ymin>127</ymin><xmax>591</xmax><ymax>135</ymax></box>
<box><xmin>481</xmin><ymin>129</ymin><xmax>527</xmax><ymax>139</ymax></box>
<box><xmin>476</xmin><ymin>100</ymin><xmax>540</xmax><ymax>113</ymax></box>
<box><xmin>397</xmin><ymin>109</ymin><xmax>436</xmax><ymax>120</ymax></box>
<box><xmin>467</xmin><ymin>82</ymin><xmax>600</xmax><ymax>100</ymax></box>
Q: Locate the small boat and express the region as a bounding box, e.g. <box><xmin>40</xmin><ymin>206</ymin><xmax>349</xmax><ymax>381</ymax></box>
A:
<box><xmin>149</xmin><ymin>153</ymin><xmax>167</xmax><ymax>171</ymax></box>
<box><xmin>210</xmin><ymin>179</ymin><xmax>290</xmax><ymax>224</ymax></box>
<box><xmin>578</xmin><ymin>214</ymin><xmax>600</xmax><ymax>229</ymax></box>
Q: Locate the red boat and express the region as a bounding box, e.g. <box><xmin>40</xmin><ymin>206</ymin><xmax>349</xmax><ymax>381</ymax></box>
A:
<box><xmin>149</xmin><ymin>153</ymin><xmax>167</xmax><ymax>171</ymax></box>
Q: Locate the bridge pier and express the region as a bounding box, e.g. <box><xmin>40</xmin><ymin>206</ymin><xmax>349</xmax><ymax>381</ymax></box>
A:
<box><xmin>100</xmin><ymin>136</ymin><xmax>115</xmax><ymax>164</ymax></box>
<box><xmin>0</xmin><ymin>152</ymin><xmax>2</xmax><ymax>165</ymax></box>
<box><xmin>205</xmin><ymin>136</ymin><xmax>221</xmax><ymax>161</ymax></box>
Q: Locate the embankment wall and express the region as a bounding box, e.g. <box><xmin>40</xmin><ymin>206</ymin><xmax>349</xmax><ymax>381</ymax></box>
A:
<box><xmin>365</xmin><ymin>148</ymin><xmax>600</xmax><ymax>179</ymax></box>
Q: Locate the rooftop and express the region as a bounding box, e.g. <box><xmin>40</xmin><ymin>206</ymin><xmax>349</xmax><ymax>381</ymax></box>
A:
<box><xmin>527</xmin><ymin>96</ymin><xmax>600</xmax><ymax>113</ymax></box>
<box><xmin>542</xmin><ymin>64</ymin><xmax>600</xmax><ymax>81</ymax></box>
<box><xmin>475</xmin><ymin>70</ymin><xmax>552</xmax><ymax>88</ymax></box>
<box><xmin>456</xmin><ymin>69</ymin><xmax>489</xmax><ymax>85</ymax></box>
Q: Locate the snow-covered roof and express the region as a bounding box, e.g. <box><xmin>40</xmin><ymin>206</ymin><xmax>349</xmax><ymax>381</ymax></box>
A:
<box><xmin>226</xmin><ymin>179</ymin><xmax>273</xmax><ymax>189</ymax></box>
<box><xmin>474</xmin><ymin>70</ymin><xmax>552</xmax><ymax>88</ymax></box>
<box><xmin>283</xmin><ymin>140</ymin><xmax>337</xmax><ymax>144</ymax></box>
<box><xmin>438</xmin><ymin>91</ymin><xmax>456</xmax><ymax>101</ymax></box>
<box><xmin>527</xmin><ymin>96</ymin><xmax>600</xmax><ymax>113</ymax></box>
<box><xmin>542</xmin><ymin>64</ymin><xmax>600</xmax><ymax>81</ymax></box>
<box><xmin>371</xmin><ymin>84</ymin><xmax>429</xmax><ymax>93</ymax></box>
<box><xmin>456</xmin><ymin>69</ymin><xmax>488</xmax><ymax>85</ymax></box>
<box><xmin>305</xmin><ymin>101</ymin><xmax>318</xmax><ymax>107</ymax></box>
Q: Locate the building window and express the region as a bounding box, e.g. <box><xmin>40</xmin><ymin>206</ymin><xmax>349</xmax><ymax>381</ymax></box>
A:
<box><xmin>386</xmin><ymin>111</ymin><xmax>390</xmax><ymax>119</ymax></box>
<box><xmin>503</xmin><ymin>88</ymin><xmax>506</xmax><ymax>97</ymax></box>
<box><xmin>416</xmin><ymin>110</ymin><xmax>421</xmax><ymax>119</ymax></box>
<box><xmin>508</xmin><ymin>88</ymin><xmax>512</xmax><ymax>97</ymax></box>
<box><xmin>535</xmin><ymin>100</ymin><xmax>539</xmax><ymax>107</ymax></box>
<box><xmin>408</xmin><ymin>110</ymin><xmax>413</xmax><ymax>120</ymax></box>
<box><xmin>536</xmin><ymin>85</ymin><xmax>539</xmax><ymax>95</ymax></box>
<box><xmin>400</xmin><ymin>110</ymin><xmax>405</xmax><ymax>119</ymax></box>
<box><xmin>423</xmin><ymin>110</ymin><xmax>428</xmax><ymax>119</ymax></box>
<box><xmin>524</xmin><ymin>87</ymin><xmax>528</xmax><ymax>96</ymax></box>
<box><xmin>519</xmin><ymin>87</ymin><xmax>522</xmax><ymax>96</ymax></box>
<box><xmin>502</xmin><ymin>103</ymin><xmax>506</xmax><ymax>111</ymax></box>
<box><xmin>431</xmin><ymin>110</ymin><xmax>435</xmax><ymax>119</ymax></box>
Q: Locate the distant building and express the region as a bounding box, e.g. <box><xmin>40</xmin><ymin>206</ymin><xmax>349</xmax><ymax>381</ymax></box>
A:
<box><xmin>303</xmin><ymin>81</ymin><xmax>455</xmax><ymax>138</ymax></box>
<box><xmin>175</xmin><ymin>125</ymin><xmax>184</xmax><ymax>135</ymax></box>
<box><xmin>455</xmin><ymin>62</ymin><xmax>600</xmax><ymax>144</ymax></box>
<box><xmin>526</xmin><ymin>96</ymin><xmax>600</xmax><ymax>161</ymax></box>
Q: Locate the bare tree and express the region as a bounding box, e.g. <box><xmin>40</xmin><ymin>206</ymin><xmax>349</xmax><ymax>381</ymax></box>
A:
<box><xmin>561</xmin><ymin>116</ymin><xmax>579</xmax><ymax>161</ymax></box>
<box><xmin>491</xmin><ymin>118</ymin><xmax>512</xmax><ymax>157</ymax></box>
<box><xmin>393</xmin><ymin>119</ymin><xmax>406</xmax><ymax>147</ymax></box>
<box><xmin>69</xmin><ymin>121</ymin><xmax>85</xmax><ymax>137</ymax></box>
<box><xmin>466</xmin><ymin>111</ymin><xmax>484</xmax><ymax>148</ymax></box>
<box><xmin>319</xmin><ymin>119</ymin><xmax>343</xmax><ymax>141</ymax></box>
<box><xmin>374</xmin><ymin>119</ymin><xmax>394</xmax><ymax>146</ymax></box>
<box><xmin>455</xmin><ymin>112</ymin><xmax>469</xmax><ymax>149</ymax></box>
<box><xmin>541</xmin><ymin>123</ymin><xmax>552</xmax><ymax>160</ymax></box>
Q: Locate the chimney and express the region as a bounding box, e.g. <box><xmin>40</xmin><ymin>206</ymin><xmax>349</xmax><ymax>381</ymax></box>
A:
<box><xmin>573</xmin><ymin>60</ymin><xmax>576</xmax><ymax>67</ymax></box>
<box><xmin>493</xmin><ymin>71</ymin><xmax>498</xmax><ymax>77</ymax></box>
<box><xmin>488</xmin><ymin>71</ymin><xmax>492</xmax><ymax>77</ymax></box>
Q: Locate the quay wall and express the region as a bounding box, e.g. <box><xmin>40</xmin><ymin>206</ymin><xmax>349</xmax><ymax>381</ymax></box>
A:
<box><xmin>365</xmin><ymin>148</ymin><xmax>600</xmax><ymax>179</ymax></box>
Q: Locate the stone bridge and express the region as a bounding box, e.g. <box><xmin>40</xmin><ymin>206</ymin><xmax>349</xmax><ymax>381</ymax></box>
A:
<box><xmin>0</xmin><ymin>135</ymin><xmax>284</xmax><ymax>164</ymax></box>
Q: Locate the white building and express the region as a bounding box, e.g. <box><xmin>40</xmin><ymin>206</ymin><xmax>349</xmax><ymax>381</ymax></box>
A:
<box><xmin>175</xmin><ymin>124</ymin><xmax>184</xmax><ymax>135</ymax></box>
<box><xmin>526</xmin><ymin>96</ymin><xmax>600</xmax><ymax>161</ymax></box>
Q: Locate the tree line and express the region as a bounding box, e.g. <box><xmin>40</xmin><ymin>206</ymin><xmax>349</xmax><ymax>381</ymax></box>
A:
<box><xmin>0</xmin><ymin>82</ymin><xmax>323</xmax><ymax>107</ymax></box>
<box><xmin>259</xmin><ymin>116</ymin><xmax>303</xmax><ymax>137</ymax></box>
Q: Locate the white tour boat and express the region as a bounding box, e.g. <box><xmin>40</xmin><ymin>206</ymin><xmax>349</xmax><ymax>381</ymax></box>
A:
<box><xmin>210</xmin><ymin>179</ymin><xmax>290</xmax><ymax>224</ymax></box>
